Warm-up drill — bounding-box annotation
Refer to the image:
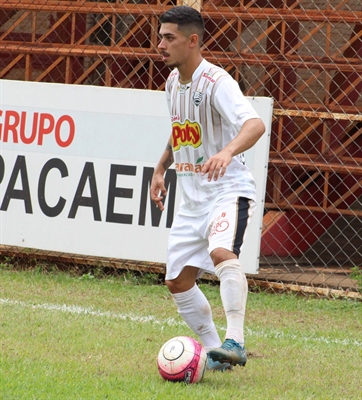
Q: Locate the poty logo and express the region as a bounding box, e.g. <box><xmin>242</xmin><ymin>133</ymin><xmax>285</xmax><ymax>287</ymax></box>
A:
<box><xmin>172</xmin><ymin>119</ymin><xmax>202</xmax><ymax>151</ymax></box>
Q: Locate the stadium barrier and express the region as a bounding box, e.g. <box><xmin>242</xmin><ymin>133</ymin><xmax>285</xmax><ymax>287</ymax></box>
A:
<box><xmin>0</xmin><ymin>0</ymin><xmax>361</xmax><ymax>298</ymax></box>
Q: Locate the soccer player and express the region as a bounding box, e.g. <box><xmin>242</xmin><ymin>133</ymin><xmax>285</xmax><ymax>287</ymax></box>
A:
<box><xmin>150</xmin><ymin>5</ymin><xmax>265</xmax><ymax>371</ymax></box>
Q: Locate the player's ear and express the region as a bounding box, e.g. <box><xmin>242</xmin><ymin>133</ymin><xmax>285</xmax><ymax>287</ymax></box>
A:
<box><xmin>189</xmin><ymin>33</ymin><xmax>199</xmax><ymax>47</ymax></box>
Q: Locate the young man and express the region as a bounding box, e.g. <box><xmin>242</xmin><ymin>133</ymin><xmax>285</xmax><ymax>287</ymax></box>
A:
<box><xmin>150</xmin><ymin>6</ymin><xmax>265</xmax><ymax>371</ymax></box>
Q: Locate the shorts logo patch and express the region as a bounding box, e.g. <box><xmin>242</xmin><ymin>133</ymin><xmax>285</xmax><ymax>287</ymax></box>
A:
<box><xmin>209</xmin><ymin>213</ymin><xmax>229</xmax><ymax>238</ymax></box>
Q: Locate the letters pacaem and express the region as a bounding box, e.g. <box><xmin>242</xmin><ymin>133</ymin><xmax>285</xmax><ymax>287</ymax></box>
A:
<box><xmin>0</xmin><ymin>155</ymin><xmax>176</xmax><ymax>227</ymax></box>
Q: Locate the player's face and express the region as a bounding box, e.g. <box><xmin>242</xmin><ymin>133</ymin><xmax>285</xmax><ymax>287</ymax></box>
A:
<box><xmin>158</xmin><ymin>23</ymin><xmax>192</xmax><ymax>69</ymax></box>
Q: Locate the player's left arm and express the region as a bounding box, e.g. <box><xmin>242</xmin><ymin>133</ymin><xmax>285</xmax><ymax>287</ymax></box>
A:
<box><xmin>202</xmin><ymin>118</ymin><xmax>265</xmax><ymax>181</ymax></box>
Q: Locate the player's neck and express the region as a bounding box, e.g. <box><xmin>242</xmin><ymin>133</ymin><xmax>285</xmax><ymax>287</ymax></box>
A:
<box><xmin>178</xmin><ymin>55</ymin><xmax>203</xmax><ymax>84</ymax></box>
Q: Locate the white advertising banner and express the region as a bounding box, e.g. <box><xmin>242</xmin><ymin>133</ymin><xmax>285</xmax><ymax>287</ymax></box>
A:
<box><xmin>0</xmin><ymin>80</ymin><xmax>272</xmax><ymax>274</ymax></box>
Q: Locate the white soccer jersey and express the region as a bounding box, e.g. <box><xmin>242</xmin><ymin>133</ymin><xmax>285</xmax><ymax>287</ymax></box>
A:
<box><xmin>165</xmin><ymin>59</ymin><xmax>260</xmax><ymax>216</ymax></box>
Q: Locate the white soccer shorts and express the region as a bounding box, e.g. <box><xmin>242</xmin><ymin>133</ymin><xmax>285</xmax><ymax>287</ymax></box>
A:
<box><xmin>166</xmin><ymin>196</ymin><xmax>256</xmax><ymax>280</ymax></box>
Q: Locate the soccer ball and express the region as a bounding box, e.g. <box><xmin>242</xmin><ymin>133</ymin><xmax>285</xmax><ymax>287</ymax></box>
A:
<box><xmin>157</xmin><ymin>336</ymin><xmax>207</xmax><ymax>384</ymax></box>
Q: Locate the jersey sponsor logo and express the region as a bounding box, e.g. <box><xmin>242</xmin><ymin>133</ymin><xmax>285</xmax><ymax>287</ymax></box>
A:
<box><xmin>202</xmin><ymin>72</ymin><xmax>216</xmax><ymax>83</ymax></box>
<box><xmin>175</xmin><ymin>162</ymin><xmax>202</xmax><ymax>174</ymax></box>
<box><xmin>172</xmin><ymin>119</ymin><xmax>202</xmax><ymax>151</ymax></box>
<box><xmin>175</xmin><ymin>157</ymin><xmax>204</xmax><ymax>177</ymax></box>
<box><xmin>178</xmin><ymin>84</ymin><xmax>190</xmax><ymax>94</ymax></box>
<box><xmin>192</xmin><ymin>91</ymin><xmax>204</xmax><ymax>106</ymax></box>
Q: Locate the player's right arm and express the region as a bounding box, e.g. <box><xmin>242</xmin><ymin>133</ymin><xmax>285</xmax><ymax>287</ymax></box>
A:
<box><xmin>150</xmin><ymin>136</ymin><xmax>174</xmax><ymax>211</ymax></box>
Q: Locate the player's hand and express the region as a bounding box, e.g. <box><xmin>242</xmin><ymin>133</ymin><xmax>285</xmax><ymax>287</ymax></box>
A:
<box><xmin>201</xmin><ymin>150</ymin><xmax>233</xmax><ymax>181</ymax></box>
<box><xmin>150</xmin><ymin>174</ymin><xmax>167</xmax><ymax>211</ymax></box>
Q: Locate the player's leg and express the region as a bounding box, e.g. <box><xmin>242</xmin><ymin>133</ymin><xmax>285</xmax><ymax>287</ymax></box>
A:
<box><xmin>207</xmin><ymin>197</ymin><xmax>256</xmax><ymax>366</ymax></box>
<box><xmin>208</xmin><ymin>257</ymin><xmax>248</xmax><ymax>366</ymax></box>
<box><xmin>166</xmin><ymin>267</ymin><xmax>231</xmax><ymax>372</ymax></box>
<box><xmin>165</xmin><ymin>213</ymin><xmax>231</xmax><ymax>371</ymax></box>
<box><xmin>166</xmin><ymin>265</ymin><xmax>222</xmax><ymax>351</ymax></box>
<box><xmin>213</xmin><ymin>251</ymin><xmax>247</xmax><ymax>346</ymax></box>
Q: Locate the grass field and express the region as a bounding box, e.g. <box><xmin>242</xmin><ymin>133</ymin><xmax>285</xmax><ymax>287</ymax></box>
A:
<box><xmin>1</xmin><ymin>266</ymin><xmax>361</xmax><ymax>400</ymax></box>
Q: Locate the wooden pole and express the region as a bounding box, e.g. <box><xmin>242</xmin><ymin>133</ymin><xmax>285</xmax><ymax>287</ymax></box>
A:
<box><xmin>177</xmin><ymin>0</ymin><xmax>202</xmax><ymax>12</ymax></box>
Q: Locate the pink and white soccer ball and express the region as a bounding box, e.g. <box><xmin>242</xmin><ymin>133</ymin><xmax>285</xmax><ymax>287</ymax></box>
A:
<box><xmin>157</xmin><ymin>336</ymin><xmax>207</xmax><ymax>384</ymax></box>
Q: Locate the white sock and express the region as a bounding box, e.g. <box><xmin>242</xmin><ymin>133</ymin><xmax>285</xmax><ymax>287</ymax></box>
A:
<box><xmin>215</xmin><ymin>259</ymin><xmax>248</xmax><ymax>345</ymax></box>
<box><xmin>171</xmin><ymin>284</ymin><xmax>222</xmax><ymax>352</ymax></box>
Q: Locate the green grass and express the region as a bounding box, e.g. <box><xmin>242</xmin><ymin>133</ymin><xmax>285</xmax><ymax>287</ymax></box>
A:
<box><xmin>1</xmin><ymin>268</ymin><xmax>361</xmax><ymax>400</ymax></box>
<box><xmin>351</xmin><ymin>266</ymin><xmax>362</xmax><ymax>290</ymax></box>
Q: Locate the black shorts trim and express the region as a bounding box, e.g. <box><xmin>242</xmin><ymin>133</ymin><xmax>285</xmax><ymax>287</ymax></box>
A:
<box><xmin>232</xmin><ymin>197</ymin><xmax>251</xmax><ymax>257</ymax></box>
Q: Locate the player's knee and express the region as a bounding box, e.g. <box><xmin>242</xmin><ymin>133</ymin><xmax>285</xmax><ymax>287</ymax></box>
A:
<box><xmin>165</xmin><ymin>266</ymin><xmax>199</xmax><ymax>294</ymax></box>
<box><xmin>165</xmin><ymin>278</ymin><xmax>186</xmax><ymax>294</ymax></box>
<box><xmin>165</xmin><ymin>278</ymin><xmax>195</xmax><ymax>294</ymax></box>
<box><xmin>165</xmin><ymin>279</ymin><xmax>177</xmax><ymax>293</ymax></box>
<box><xmin>211</xmin><ymin>247</ymin><xmax>237</xmax><ymax>266</ymax></box>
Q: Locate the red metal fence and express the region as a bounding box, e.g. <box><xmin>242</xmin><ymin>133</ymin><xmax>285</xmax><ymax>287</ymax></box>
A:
<box><xmin>0</xmin><ymin>0</ymin><xmax>361</xmax><ymax>297</ymax></box>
